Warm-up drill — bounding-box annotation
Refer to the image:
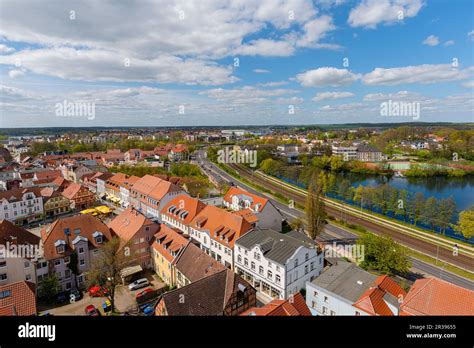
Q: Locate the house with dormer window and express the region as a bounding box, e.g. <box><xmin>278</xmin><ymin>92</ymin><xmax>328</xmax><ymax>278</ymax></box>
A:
<box><xmin>188</xmin><ymin>205</ymin><xmax>253</xmax><ymax>269</ymax></box>
<box><xmin>39</xmin><ymin>214</ymin><xmax>113</xmax><ymax>292</ymax></box>
<box><xmin>223</xmin><ymin>187</ymin><xmax>282</xmax><ymax>232</ymax></box>
<box><xmin>0</xmin><ymin>188</ymin><xmax>44</xmax><ymax>225</ymax></box>
<box><xmin>160</xmin><ymin>194</ymin><xmax>207</xmax><ymax>235</ymax></box>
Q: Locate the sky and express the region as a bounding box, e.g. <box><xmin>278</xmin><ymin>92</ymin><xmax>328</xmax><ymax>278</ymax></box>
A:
<box><xmin>0</xmin><ymin>0</ymin><xmax>473</xmax><ymax>128</ymax></box>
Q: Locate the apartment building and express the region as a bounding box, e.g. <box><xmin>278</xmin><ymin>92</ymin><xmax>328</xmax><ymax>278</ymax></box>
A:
<box><xmin>0</xmin><ymin>220</ymin><xmax>40</xmax><ymax>286</ymax></box>
<box><xmin>108</xmin><ymin>208</ymin><xmax>160</xmax><ymax>269</ymax></box>
<box><xmin>306</xmin><ymin>260</ymin><xmax>405</xmax><ymax>316</ymax></box>
<box><xmin>160</xmin><ymin>194</ymin><xmax>207</xmax><ymax>235</ymax></box>
<box><xmin>0</xmin><ymin>188</ymin><xmax>44</xmax><ymax>225</ymax></box>
<box><xmin>129</xmin><ymin>175</ymin><xmax>184</xmax><ymax>221</ymax></box>
<box><xmin>61</xmin><ymin>183</ymin><xmax>96</xmax><ymax>210</ymax></box>
<box><xmin>38</xmin><ymin>214</ymin><xmax>113</xmax><ymax>292</ymax></box>
<box><xmin>223</xmin><ymin>187</ymin><xmax>283</xmax><ymax>232</ymax></box>
<box><xmin>188</xmin><ymin>205</ymin><xmax>253</xmax><ymax>269</ymax></box>
<box><xmin>235</xmin><ymin>229</ymin><xmax>324</xmax><ymax>300</ymax></box>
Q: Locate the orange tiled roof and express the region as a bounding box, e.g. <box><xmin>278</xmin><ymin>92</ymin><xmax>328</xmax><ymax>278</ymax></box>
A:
<box><xmin>223</xmin><ymin>187</ymin><xmax>269</xmax><ymax>212</ymax></box>
<box><xmin>131</xmin><ymin>175</ymin><xmax>181</xmax><ymax>203</ymax></box>
<box><xmin>400</xmin><ymin>277</ymin><xmax>474</xmax><ymax>316</ymax></box>
<box><xmin>0</xmin><ymin>281</ymin><xmax>36</xmax><ymax>316</ymax></box>
<box><xmin>152</xmin><ymin>225</ymin><xmax>189</xmax><ymax>263</ymax></box>
<box><xmin>352</xmin><ymin>275</ymin><xmax>406</xmax><ymax>316</ymax></box>
<box><xmin>40</xmin><ymin>214</ymin><xmax>113</xmax><ymax>260</ymax></box>
<box><xmin>190</xmin><ymin>205</ymin><xmax>253</xmax><ymax>248</ymax></box>
<box><xmin>161</xmin><ymin>194</ymin><xmax>207</xmax><ymax>225</ymax></box>
<box><xmin>108</xmin><ymin>208</ymin><xmax>158</xmax><ymax>244</ymax></box>
<box><xmin>241</xmin><ymin>293</ymin><xmax>311</xmax><ymax>316</ymax></box>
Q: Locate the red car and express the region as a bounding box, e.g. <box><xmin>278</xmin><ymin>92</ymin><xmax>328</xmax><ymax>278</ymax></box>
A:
<box><xmin>85</xmin><ymin>305</ymin><xmax>101</xmax><ymax>316</ymax></box>
<box><xmin>88</xmin><ymin>286</ymin><xmax>108</xmax><ymax>297</ymax></box>
<box><xmin>136</xmin><ymin>288</ymin><xmax>153</xmax><ymax>300</ymax></box>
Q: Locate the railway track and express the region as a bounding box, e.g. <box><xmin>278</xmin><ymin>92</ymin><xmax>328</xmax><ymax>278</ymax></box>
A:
<box><xmin>227</xmin><ymin>163</ymin><xmax>474</xmax><ymax>273</ymax></box>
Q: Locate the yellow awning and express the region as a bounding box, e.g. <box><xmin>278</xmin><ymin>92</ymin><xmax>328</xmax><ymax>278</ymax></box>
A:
<box><xmin>80</xmin><ymin>208</ymin><xmax>97</xmax><ymax>215</ymax></box>
<box><xmin>95</xmin><ymin>205</ymin><xmax>113</xmax><ymax>214</ymax></box>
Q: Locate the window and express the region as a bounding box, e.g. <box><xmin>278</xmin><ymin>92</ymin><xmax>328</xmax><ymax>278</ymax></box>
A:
<box><xmin>330</xmin><ymin>310</ymin><xmax>335</xmax><ymax>316</ymax></box>
<box><xmin>304</xmin><ymin>265</ymin><xmax>308</xmax><ymax>274</ymax></box>
<box><xmin>26</xmin><ymin>274</ymin><xmax>31</xmax><ymax>281</ymax></box>
<box><xmin>254</xmin><ymin>252</ymin><xmax>260</xmax><ymax>261</ymax></box>
<box><xmin>314</xmin><ymin>290</ymin><xmax>318</xmax><ymax>297</ymax></box>
<box><xmin>251</xmin><ymin>262</ymin><xmax>255</xmax><ymax>270</ymax></box>
<box><xmin>65</xmin><ymin>269</ymin><xmax>71</xmax><ymax>279</ymax></box>
<box><xmin>79</xmin><ymin>259</ymin><xmax>85</xmax><ymax>266</ymax></box>
<box><xmin>322</xmin><ymin>306</ymin><xmax>327</xmax><ymax>315</ymax></box>
<box><xmin>267</xmin><ymin>270</ymin><xmax>272</xmax><ymax>279</ymax></box>
<box><xmin>24</xmin><ymin>261</ymin><xmax>30</xmax><ymax>268</ymax></box>
<box><xmin>355</xmin><ymin>311</ymin><xmax>360</xmax><ymax>316</ymax></box>
<box><xmin>78</xmin><ymin>247</ymin><xmax>84</xmax><ymax>254</ymax></box>
<box><xmin>64</xmin><ymin>257</ymin><xmax>70</xmax><ymax>264</ymax></box>
<box><xmin>310</xmin><ymin>262</ymin><xmax>314</xmax><ymax>271</ymax></box>
<box><xmin>324</xmin><ymin>296</ymin><xmax>328</xmax><ymax>303</ymax></box>
<box><xmin>57</xmin><ymin>245</ymin><xmax>65</xmax><ymax>253</ymax></box>
<box><xmin>276</xmin><ymin>275</ymin><xmax>281</xmax><ymax>283</ymax></box>
<box><xmin>237</xmin><ymin>255</ymin><xmax>242</xmax><ymax>263</ymax></box>
<box><xmin>305</xmin><ymin>253</ymin><xmax>309</xmax><ymax>261</ymax></box>
<box><xmin>0</xmin><ymin>273</ymin><xmax>7</xmax><ymax>281</ymax></box>
<box><xmin>66</xmin><ymin>282</ymin><xmax>72</xmax><ymax>290</ymax></box>
<box><xmin>244</xmin><ymin>258</ymin><xmax>248</xmax><ymax>267</ymax></box>
<box><xmin>259</xmin><ymin>266</ymin><xmax>264</xmax><ymax>275</ymax></box>
<box><xmin>54</xmin><ymin>259</ymin><xmax>61</xmax><ymax>266</ymax></box>
<box><xmin>294</xmin><ymin>259</ymin><xmax>298</xmax><ymax>267</ymax></box>
<box><xmin>0</xmin><ymin>261</ymin><xmax>6</xmax><ymax>268</ymax></box>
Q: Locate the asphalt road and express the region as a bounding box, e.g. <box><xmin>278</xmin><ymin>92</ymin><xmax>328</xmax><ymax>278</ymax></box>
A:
<box><xmin>197</xmin><ymin>151</ymin><xmax>474</xmax><ymax>290</ymax></box>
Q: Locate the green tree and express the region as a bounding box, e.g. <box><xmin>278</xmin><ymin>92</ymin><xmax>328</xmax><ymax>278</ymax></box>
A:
<box><xmin>357</xmin><ymin>233</ymin><xmax>411</xmax><ymax>275</ymax></box>
<box><xmin>87</xmin><ymin>237</ymin><xmax>130</xmax><ymax>313</ymax></box>
<box><xmin>305</xmin><ymin>175</ymin><xmax>327</xmax><ymax>239</ymax></box>
<box><xmin>456</xmin><ymin>206</ymin><xmax>474</xmax><ymax>240</ymax></box>
<box><xmin>38</xmin><ymin>274</ymin><xmax>61</xmax><ymax>302</ymax></box>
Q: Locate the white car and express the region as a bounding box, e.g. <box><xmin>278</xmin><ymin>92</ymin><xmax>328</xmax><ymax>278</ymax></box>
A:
<box><xmin>128</xmin><ymin>278</ymin><xmax>150</xmax><ymax>291</ymax></box>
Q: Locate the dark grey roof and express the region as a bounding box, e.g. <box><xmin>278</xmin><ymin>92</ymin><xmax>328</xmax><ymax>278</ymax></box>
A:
<box><xmin>310</xmin><ymin>260</ymin><xmax>377</xmax><ymax>302</ymax></box>
<box><xmin>356</xmin><ymin>143</ymin><xmax>380</xmax><ymax>153</ymax></box>
<box><xmin>236</xmin><ymin>229</ymin><xmax>317</xmax><ymax>265</ymax></box>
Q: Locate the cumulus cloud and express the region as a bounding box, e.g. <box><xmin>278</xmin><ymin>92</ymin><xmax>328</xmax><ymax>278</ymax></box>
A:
<box><xmin>313</xmin><ymin>91</ymin><xmax>354</xmax><ymax>101</ymax></box>
<box><xmin>422</xmin><ymin>35</ymin><xmax>439</xmax><ymax>46</ymax></box>
<box><xmin>362</xmin><ymin>64</ymin><xmax>472</xmax><ymax>85</ymax></box>
<box><xmin>444</xmin><ymin>40</ymin><xmax>455</xmax><ymax>46</ymax></box>
<box><xmin>253</xmin><ymin>69</ymin><xmax>270</xmax><ymax>74</ymax></box>
<box><xmin>234</xmin><ymin>39</ymin><xmax>295</xmax><ymax>57</ymax></box>
<box><xmin>296</xmin><ymin>67</ymin><xmax>361</xmax><ymax>87</ymax></box>
<box><xmin>0</xmin><ymin>48</ymin><xmax>237</xmax><ymax>85</ymax></box>
<box><xmin>8</xmin><ymin>69</ymin><xmax>25</xmax><ymax>78</ymax></box>
<box><xmin>468</xmin><ymin>30</ymin><xmax>474</xmax><ymax>41</ymax></box>
<box><xmin>0</xmin><ymin>44</ymin><xmax>15</xmax><ymax>54</ymax></box>
<box><xmin>257</xmin><ymin>81</ymin><xmax>288</xmax><ymax>87</ymax></box>
<box><xmin>348</xmin><ymin>0</ymin><xmax>424</xmax><ymax>28</ymax></box>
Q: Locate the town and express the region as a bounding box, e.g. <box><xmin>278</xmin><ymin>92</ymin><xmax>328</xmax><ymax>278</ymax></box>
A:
<box><xmin>0</xmin><ymin>124</ymin><xmax>472</xmax><ymax>317</ymax></box>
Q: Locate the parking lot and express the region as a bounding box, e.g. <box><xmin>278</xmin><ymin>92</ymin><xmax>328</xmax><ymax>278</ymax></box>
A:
<box><xmin>40</xmin><ymin>274</ymin><xmax>165</xmax><ymax>316</ymax></box>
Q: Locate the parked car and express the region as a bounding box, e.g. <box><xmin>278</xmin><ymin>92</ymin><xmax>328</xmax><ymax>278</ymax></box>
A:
<box><xmin>55</xmin><ymin>292</ymin><xmax>68</xmax><ymax>304</ymax></box>
<box><xmin>88</xmin><ymin>285</ymin><xmax>109</xmax><ymax>297</ymax></box>
<box><xmin>70</xmin><ymin>289</ymin><xmax>82</xmax><ymax>302</ymax></box>
<box><xmin>136</xmin><ymin>288</ymin><xmax>153</xmax><ymax>300</ymax></box>
<box><xmin>85</xmin><ymin>305</ymin><xmax>101</xmax><ymax>316</ymax></box>
<box><xmin>128</xmin><ymin>278</ymin><xmax>149</xmax><ymax>291</ymax></box>
<box><xmin>142</xmin><ymin>305</ymin><xmax>154</xmax><ymax>316</ymax></box>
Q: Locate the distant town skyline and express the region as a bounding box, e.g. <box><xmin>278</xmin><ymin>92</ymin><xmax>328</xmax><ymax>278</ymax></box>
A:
<box><xmin>1</xmin><ymin>0</ymin><xmax>473</xmax><ymax>127</ymax></box>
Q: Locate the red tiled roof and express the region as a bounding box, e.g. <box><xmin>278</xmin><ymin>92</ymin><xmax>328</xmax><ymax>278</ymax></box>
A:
<box><xmin>223</xmin><ymin>187</ymin><xmax>269</xmax><ymax>212</ymax></box>
<box><xmin>40</xmin><ymin>214</ymin><xmax>113</xmax><ymax>260</ymax></box>
<box><xmin>400</xmin><ymin>277</ymin><xmax>474</xmax><ymax>316</ymax></box>
<box><xmin>241</xmin><ymin>293</ymin><xmax>311</xmax><ymax>316</ymax></box>
<box><xmin>161</xmin><ymin>194</ymin><xmax>207</xmax><ymax>225</ymax></box>
<box><xmin>108</xmin><ymin>208</ymin><xmax>158</xmax><ymax>244</ymax></box>
<box><xmin>0</xmin><ymin>281</ymin><xmax>36</xmax><ymax>316</ymax></box>
<box><xmin>353</xmin><ymin>275</ymin><xmax>406</xmax><ymax>316</ymax></box>
<box><xmin>152</xmin><ymin>225</ymin><xmax>189</xmax><ymax>263</ymax></box>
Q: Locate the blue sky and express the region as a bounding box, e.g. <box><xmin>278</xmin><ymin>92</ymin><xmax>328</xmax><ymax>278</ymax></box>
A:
<box><xmin>0</xmin><ymin>0</ymin><xmax>473</xmax><ymax>127</ymax></box>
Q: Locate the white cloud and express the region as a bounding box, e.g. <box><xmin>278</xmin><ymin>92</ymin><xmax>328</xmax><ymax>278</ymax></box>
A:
<box><xmin>8</xmin><ymin>69</ymin><xmax>25</xmax><ymax>78</ymax></box>
<box><xmin>422</xmin><ymin>35</ymin><xmax>439</xmax><ymax>46</ymax></box>
<box><xmin>234</xmin><ymin>39</ymin><xmax>295</xmax><ymax>57</ymax></box>
<box><xmin>0</xmin><ymin>48</ymin><xmax>237</xmax><ymax>85</ymax></box>
<box><xmin>253</xmin><ymin>69</ymin><xmax>270</xmax><ymax>74</ymax></box>
<box><xmin>468</xmin><ymin>30</ymin><xmax>474</xmax><ymax>41</ymax></box>
<box><xmin>0</xmin><ymin>44</ymin><xmax>15</xmax><ymax>54</ymax></box>
<box><xmin>461</xmin><ymin>80</ymin><xmax>474</xmax><ymax>88</ymax></box>
<box><xmin>362</xmin><ymin>64</ymin><xmax>472</xmax><ymax>85</ymax></box>
<box><xmin>348</xmin><ymin>0</ymin><xmax>424</xmax><ymax>29</ymax></box>
<box><xmin>199</xmin><ymin>86</ymin><xmax>298</xmax><ymax>104</ymax></box>
<box><xmin>444</xmin><ymin>40</ymin><xmax>455</xmax><ymax>46</ymax></box>
<box><xmin>257</xmin><ymin>81</ymin><xmax>288</xmax><ymax>87</ymax></box>
<box><xmin>296</xmin><ymin>67</ymin><xmax>361</xmax><ymax>87</ymax></box>
<box><xmin>363</xmin><ymin>90</ymin><xmax>425</xmax><ymax>101</ymax></box>
<box><xmin>296</xmin><ymin>15</ymin><xmax>335</xmax><ymax>48</ymax></box>
<box><xmin>313</xmin><ymin>91</ymin><xmax>354</xmax><ymax>101</ymax></box>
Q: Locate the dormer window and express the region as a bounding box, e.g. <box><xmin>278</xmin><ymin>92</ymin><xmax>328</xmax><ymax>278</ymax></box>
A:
<box><xmin>54</xmin><ymin>239</ymin><xmax>66</xmax><ymax>254</ymax></box>
<box><xmin>92</xmin><ymin>231</ymin><xmax>104</xmax><ymax>244</ymax></box>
